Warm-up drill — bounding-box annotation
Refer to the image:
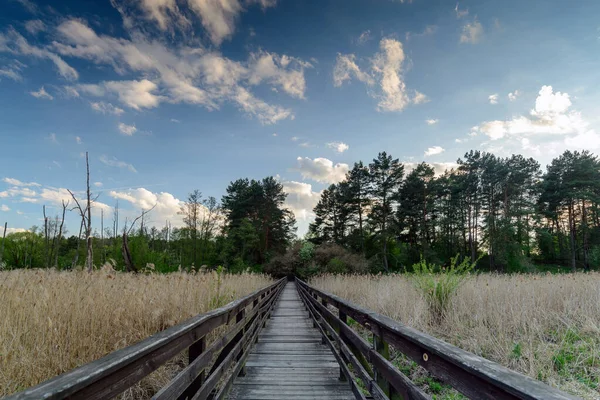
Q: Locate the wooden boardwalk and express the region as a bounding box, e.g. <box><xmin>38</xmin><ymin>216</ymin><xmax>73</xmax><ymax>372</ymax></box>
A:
<box><xmin>228</xmin><ymin>281</ymin><xmax>354</xmax><ymax>400</ymax></box>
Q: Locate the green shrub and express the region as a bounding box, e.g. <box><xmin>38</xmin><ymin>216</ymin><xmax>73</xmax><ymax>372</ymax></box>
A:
<box><xmin>410</xmin><ymin>254</ymin><xmax>477</xmax><ymax>322</ymax></box>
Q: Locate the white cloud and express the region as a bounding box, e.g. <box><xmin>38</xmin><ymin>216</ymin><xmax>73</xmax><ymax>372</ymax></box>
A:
<box><xmin>472</xmin><ymin>85</ymin><xmax>600</xmax><ymax>159</ymax></box>
<box><xmin>2</xmin><ymin>178</ymin><xmax>40</xmax><ymax>187</ymax></box>
<box><xmin>94</xmin><ymin>182</ymin><xmax>103</xmax><ymax>187</ymax></box>
<box><xmin>47</xmin><ymin>133</ymin><xmax>58</xmax><ymax>143</ymax></box>
<box><xmin>460</xmin><ymin>20</ymin><xmax>483</xmax><ymax>44</ymax></box>
<box><xmin>334</xmin><ymin>38</ymin><xmax>424</xmax><ymax>112</ymax></box>
<box><xmin>272</xmin><ymin>133</ymin><xmax>278</xmax><ymax>137</ymax></box>
<box><xmin>424</xmin><ymin>146</ymin><xmax>445</xmax><ymax>156</ymax></box>
<box><xmin>404</xmin><ymin>162</ymin><xmax>458</xmax><ymax>176</ymax></box>
<box><xmin>30</xmin><ymin>86</ymin><xmax>53</xmax><ymax>100</ymax></box>
<box><xmin>52</xmin><ymin>19</ymin><xmax>302</xmax><ymax>125</ymax></box>
<box><xmin>372</xmin><ymin>38</ymin><xmax>410</xmax><ymax>111</ymax></box>
<box><xmin>0</xmin><ymin>61</ymin><xmax>24</xmax><ymax>81</ymax></box>
<box><xmin>99</xmin><ymin>155</ymin><xmax>137</xmax><ymax>173</ymax></box>
<box><xmin>326</xmin><ymin>142</ymin><xmax>349</xmax><ymax>153</ymax></box>
<box><xmin>295</xmin><ymin>157</ymin><xmax>349</xmax><ymax>184</ymax></box>
<box><xmin>247</xmin><ymin>51</ymin><xmax>311</xmax><ymax>99</ymax></box>
<box><xmin>508</xmin><ymin>90</ymin><xmax>520</xmax><ymax>101</ymax></box>
<box><xmin>488</xmin><ymin>93</ymin><xmax>498</xmax><ymax>104</ymax></box>
<box><xmin>118</xmin><ymin>122</ymin><xmax>137</xmax><ymax>136</ymax></box>
<box><xmin>170</xmin><ymin>118</ymin><xmax>180</xmax><ymax>123</ymax></box>
<box><xmin>1</xmin><ymin>227</ymin><xmax>28</xmax><ymax>234</ymax></box>
<box><xmin>282</xmin><ymin>180</ymin><xmax>321</xmax><ymax>221</ymax></box>
<box><xmin>109</xmin><ymin>187</ymin><xmax>188</xmax><ymax>227</ymax></box>
<box><xmin>357</xmin><ymin>30</ymin><xmax>371</xmax><ymax>44</ymax></box>
<box><xmin>91</xmin><ymin>101</ymin><xmax>125</xmax><ymax>115</ymax></box>
<box><xmin>0</xmin><ymin>28</ymin><xmax>78</xmax><ymax>80</ymax></box>
<box><xmin>333</xmin><ymin>53</ymin><xmax>374</xmax><ymax>87</ymax></box>
<box><xmin>1</xmin><ymin>204</ymin><xmax>9</xmax><ymax>212</ymax></box>
<box><xmin>75</xmin><ymin>136</ymin><xmax>82</xmax><ymax>144</ymax></box>
<box><xmin>0</xmin><ymin>186</ymin><xmax>37</xmax><ymax>199</ymax></box>
<box><xmin>291</xmin><ymin>136</ymin><xmax>299</xmax><ymax>141</ymax></box>
<box><xmin>425</xmin><ymin>119</ymin><xmax>438</xmax><ymax>125</ymax></box>
<box><xmin>24</xmin><ymin>19</ymin><xmax>45</xmax><ymax>35</ymax></box>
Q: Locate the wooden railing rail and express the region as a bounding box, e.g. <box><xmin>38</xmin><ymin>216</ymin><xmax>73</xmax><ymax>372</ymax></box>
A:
<box><xmin>7</xmin><ymin>278</ymin><xmax>286</xmax><ymax>400</ymax></box>
<box><xmin>296</xmin><ymin>278</ymin><xmax>579</xmax><ymax>400</ymax></box>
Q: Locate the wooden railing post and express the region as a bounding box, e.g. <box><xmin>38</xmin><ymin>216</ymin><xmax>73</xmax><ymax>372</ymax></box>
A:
<box><xmin>338</xmin><ymin>311</ymin><xmax>348</xmax><ymax>381</ymax></box>
<box><xmin>320</xmin><ymin>297</ymin><xmax>328</xmax><ymax>344</ymax></box>
<box><xmin>179</xmin><ymin>336</ymin><xmax>206</xmax><ymax>400</ymax></box>
<box><xmin>237</xmin><ymin>308</ymin><xmax>247</xmax><ymax>377</ymax></box>
<box><xmin>373</xmin><ymin>332</ymin><xmax>401</xmax><ymax>400</ymax></box>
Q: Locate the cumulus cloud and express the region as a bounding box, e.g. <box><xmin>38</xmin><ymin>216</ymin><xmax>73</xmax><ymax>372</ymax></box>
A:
<box><xmin>295</xmin><ymin>157</ymin><xmax>349</xmax><ymax>184</ymax></box>
<box><xmin>424</xmin><ymin>146</ymin><xmax>445</xmax><ymax>156</ymax></box>
<box><xmin>405</xmin><ymin>25</ymin><xmax>437</xmax><ymax>41</ymax></box>
<box><xmin>94</xmin><ymin>182</ymin><xmax>103</xmax><ymax>187</ymax></box>
<box><xmin>109</xmin><ymin>187</ymin><xmax>189</xmax><ymax>227</ymax></box>
<box><xmin>326</xmin><ymin>142</ymin><xmax>349</xmax><ymax>153</ymax></box>
<box><xmin>460</xmin><ymin>20</ymin><xmax>483</xmax><ymax>44</ymax></box>
<box><xmin>472</xmin><ymin>85</ymin><xmax>600</xmax><ymax>159</ymax></box>
<box><xmin>118</xmin><ymin>122</ymin><xmax>137</xmax><ymax>136</ymax></box>
<box><xmin>333</xmin><ymin>38</ymin><xmax>425</xmax><ymax>112</ymax></box>
<box><xmin>455</xmin><ymin>3</ymin><xmax>469</xmax><ymax>18</ymax></box>
<box><xmin>75</xmin><ymin>136</ymin><xmax>82</xmax><ymax>144</ymax></box>
<box><xmin>488</xmin><ymin>93</ymin><xmax>498</xmax><ymax>104</ymax></box>
<box><xmin>91</xmin><ymin>101</ymin><xmax>125</xmax><ymax>115</ymax></box>
<box><xmin>30</xmin><ymin>86</ymin><xmax>53</xmax><ymax>100</ymax></box>
<box><xmin>425</xmin><ymin>119</ymin><xmax>438</xmax><ymax>125</ymax></box>
<box><xmin>508</xmin><ymin>90</ymin><xmax>520</xmax><ymax>101</ymax></box>
<box><xmin>1</xmin><ymin>204</ymin><xmax>10</xmax><ymax>212</ymax></box>
<box><xmin>404</xmin><ymin>162</ymin><xmax>458</xmax><ymax>176</ymax></box>
<box><xmin>49</xmin><ymin>19</ymin><xmax>305</xmax><ymax>124</ymax></box>
<box><xmin>99</xmin><ymin>154</ymin><xmax>137</xmax><ymax>173</ymax></box>
<box><xmin>282</xmin><ymin>180</ymin><xmax>321</xmax><ymax>221</ymax></box>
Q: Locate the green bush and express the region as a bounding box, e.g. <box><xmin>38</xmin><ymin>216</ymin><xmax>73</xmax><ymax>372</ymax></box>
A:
<box><xmin>410</xmin><ymin>254</ymin><xmax>477</xmax><ymax>322</ymax></box>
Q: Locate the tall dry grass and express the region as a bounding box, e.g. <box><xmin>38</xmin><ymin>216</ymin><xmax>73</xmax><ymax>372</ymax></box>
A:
<box><xmin>0</xmin><ymin>268</ymin><xmax>272</xmax><ymax>398</ymax></box>
<box><xmin>312</xmin><ymin>273</ymin><xmax>600</xmax><ymax>399</ymax></box>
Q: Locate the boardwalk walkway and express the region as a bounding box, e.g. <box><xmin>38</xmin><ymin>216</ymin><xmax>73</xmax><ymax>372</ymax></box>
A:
<box><xmin>228</xmin><ymin>281</ymin><xmax>354</xmax><ymax>400</ymax></box>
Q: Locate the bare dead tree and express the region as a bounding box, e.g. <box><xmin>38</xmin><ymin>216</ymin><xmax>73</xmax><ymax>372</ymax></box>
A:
<box><xmin>68</xmin><ymin>152</ymin><xmax>95</xmax><ymax>272</ymax></box>
<box><xmin>122</xmin><ymin>204</ymin><xmax>156</xmax><ymax>272</ymax></box>
<box><xmin>0</xmin><ymin>222</ymin><xmax>7</xmax><ymax>265</ymax></box>
<box><xmin>43</xmin><ymin>205</ymin><xmax>50</xmax><ymax>267</ymax></box>
<box><xmin>72</xmin><ymin>219</ymin><xmax>84</xmax><ymax>269</ymax></box>
<box><xmin>54</xmin><ymin>200</ymin><xmax>69</xmax><ymax>268</ymax></box>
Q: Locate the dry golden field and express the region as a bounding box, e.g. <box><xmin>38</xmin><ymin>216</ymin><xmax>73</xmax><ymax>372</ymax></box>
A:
<box><xmin>0</xmin><ymin>268</ymin><xmax>272</xmax><ymax>398</ymax></box>
<box><xmin>312</xmin><ymin>273</ymin><xmax>600</xmax><ymax>399</ymax></box>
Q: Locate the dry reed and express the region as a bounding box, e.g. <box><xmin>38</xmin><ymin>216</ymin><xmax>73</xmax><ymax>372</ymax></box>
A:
<box><xmin>312</xmin><ymin>273</ymin><xmax>600</xmax><ymax>399</ymax></box>
<box><xmin>0</xmin><ymin>268</ymin><xmax>272</xmax><ymax>398</ymax></box>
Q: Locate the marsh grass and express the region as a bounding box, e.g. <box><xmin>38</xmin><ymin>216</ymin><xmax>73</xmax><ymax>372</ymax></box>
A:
<box><xmin>312</xmin><ymin>272</ymin><xmax>600</xmax><ymax>399</ymax></box>
<box><xmin>0</xmin><ymin>268</ymin><xmax>272</xmax><ymax>398</ymax></box>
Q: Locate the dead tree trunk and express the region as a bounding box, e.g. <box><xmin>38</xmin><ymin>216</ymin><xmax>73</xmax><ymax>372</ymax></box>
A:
<box><xmin>0</xmin><ymin>222</ymin><xmax>7</xmax><ymax>266</ymax></box>
<box><xmin>122</xmin><ymin>232</ymin><xmax>137</xmax><ymax>272</ymax></box>
<box><xmin>55</xmin><ymin>200</ymin><xmax>68</xmax><ymax>269</ymax></box>
<box><xmin>68</xmin><ymin>152</ymin><xmax>95</xmax><ymax>273</ymax></box>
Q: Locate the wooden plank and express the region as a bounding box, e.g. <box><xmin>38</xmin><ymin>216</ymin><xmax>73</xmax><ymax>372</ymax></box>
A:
<box><xmin>227</xmin><ymin>282</ymin><xmax>355</xmax><ymax>400</ymax></box>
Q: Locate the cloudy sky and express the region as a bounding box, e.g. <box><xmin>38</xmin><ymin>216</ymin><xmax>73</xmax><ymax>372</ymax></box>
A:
<box><xmin>1</xmin><ymin>0</ymin><xmax>599</xmax><ymax>236</ymax></box>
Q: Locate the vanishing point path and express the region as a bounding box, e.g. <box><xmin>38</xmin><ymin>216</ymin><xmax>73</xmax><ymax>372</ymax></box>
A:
<box><xmin>227</xmin><ymin>281</ymin><xmax>354</xmax><ymax>400</ymax></box>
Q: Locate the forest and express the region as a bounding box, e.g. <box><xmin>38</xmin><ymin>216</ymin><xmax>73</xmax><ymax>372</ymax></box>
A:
<box><xmin>1</xmin><ymin>149</ymin><xmax>599</xmax><ymax>275</ymax></box>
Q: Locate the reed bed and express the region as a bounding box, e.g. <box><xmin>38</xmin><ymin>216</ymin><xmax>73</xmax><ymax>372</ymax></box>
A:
<box><xmin>0</xmin><ymin>268</ymin><xmax>272</xmax><ymax>398</ymax></box>
<box><xmin>311</xmin><ymin>273</ymin><xmax>600</xmax><ymax>399</ymax></box>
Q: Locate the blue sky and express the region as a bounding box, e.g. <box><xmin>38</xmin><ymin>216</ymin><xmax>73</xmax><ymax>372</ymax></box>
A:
<box><xmin>1</xmin><ymin>0</ymin><xmax>599</xmax><ymax>236</ymax></box>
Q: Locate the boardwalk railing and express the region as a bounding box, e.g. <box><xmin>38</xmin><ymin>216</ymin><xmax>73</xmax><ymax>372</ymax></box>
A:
<box><xmin>8</xmin><ymin>278</ymin><xmax>286</xmax><ymax>400</ymax></box>
<box><xmin>296</xmin><ymin>278</ymin><xmax>579</xmax><ymax>400</ymax></box>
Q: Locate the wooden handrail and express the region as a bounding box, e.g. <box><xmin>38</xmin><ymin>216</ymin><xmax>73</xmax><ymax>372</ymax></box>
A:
<box><xmin>296</xmin><ymin>278</ymin><xmax>580</xmax><ymax>400</ymax></box>
<box><xmin>7</xmin><ymin>278</ymin><xmax>286</xmax><ymax>400</ymax></box>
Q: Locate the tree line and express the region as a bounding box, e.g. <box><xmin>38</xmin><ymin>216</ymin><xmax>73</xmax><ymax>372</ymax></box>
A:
<box><xmin>308</xmin><ymin>150</ymin><xmax>600</xmax><ymax>272</ymax></box>
<box><xmin>1</xmin><ymin>148</ymin><xmax>599</xmax><ymax>274</ymax></box>
<box><xmin>0</xmin><ymin>168</ymin><xmax>295</xmax><ymax>272</ymax></box>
